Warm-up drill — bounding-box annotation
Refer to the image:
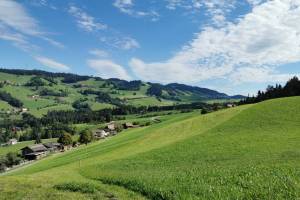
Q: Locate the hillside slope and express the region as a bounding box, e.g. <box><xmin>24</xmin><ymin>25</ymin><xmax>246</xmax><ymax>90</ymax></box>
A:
<box><xmin>0</xmin><ymin>69</ymin><xmax>241</xmax><ymax>117</ymax></box>
<box><xmin>1</xmin><ymin>97</ymin><xmax>299</xmax><ymax>199</ymax></box>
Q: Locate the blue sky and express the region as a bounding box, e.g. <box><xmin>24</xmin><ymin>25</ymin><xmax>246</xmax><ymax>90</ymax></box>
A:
<box><xmin>0</xmin><ymin>0</ymin><xmax>299</xmax><ymax>95</ymax></box>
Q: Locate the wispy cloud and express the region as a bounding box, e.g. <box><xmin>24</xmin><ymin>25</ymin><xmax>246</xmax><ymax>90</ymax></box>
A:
<box><xmin>68</xmin><ymin>4</ymin><xmax>139</xmax><ymax>50</ymax></box>
<box><xmin>68</xmin><ymin>5</ymin><xmax>107</xmax><ymax>32</ymax></box>
<box><xmin>87</xmin><ymin>59</ymin><xmax>131</xmax><ymax>80</ymax></box>
<box><xmin>35</xmin><ymin>56</ymin><xmax>70</xmax><ymax>71</ymax></box>
<box><xmin>28</xmin><ymin>0</ymin><xmax>58</xmax><ymax>10</ymax></box>
<box><xmin>165</xmin><ymin>0</ymin><xmax>237</xmax><ymax>26</ymax></box>
<box><xmin>0</xmin><ymin>0</ymin><xmax>64</xmax><ymax>51</ymax></box>
<box><xmin>130</xmin><ymin>0</ymin><xmax>300</xmax><ymax>85</ymax></box>
<box><xmin>89</xmin><ymin>49</ymin><xmax>109</xmax><ymax>58</ymax></box>
<box><xmin>113</xmin><ymin>0</ymin><xmax>160</xmax><ymax>21</ymax></box>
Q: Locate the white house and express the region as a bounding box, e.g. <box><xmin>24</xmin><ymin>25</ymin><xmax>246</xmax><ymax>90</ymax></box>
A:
<box><xmin>8</xmin><ymin>138</ymin><xmax>18</xmax><ymax>145</ymax></box>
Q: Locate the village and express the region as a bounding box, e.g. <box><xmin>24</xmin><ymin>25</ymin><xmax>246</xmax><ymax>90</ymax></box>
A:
<box><xmin>0</xmin><ymin>121</ymin><xmax>140</xmax><ymax>172</ymax></box>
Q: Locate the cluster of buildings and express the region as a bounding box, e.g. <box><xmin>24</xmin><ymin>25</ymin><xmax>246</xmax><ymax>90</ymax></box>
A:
<box><xmin>93</xmin><ymin>121</ymin><xmax>138</xmax><ymax>140</ymax></box>
<box><xmin>21</xmin><ymin>142</ymin><xmax>63</xmax><ymax>160</ymax></box>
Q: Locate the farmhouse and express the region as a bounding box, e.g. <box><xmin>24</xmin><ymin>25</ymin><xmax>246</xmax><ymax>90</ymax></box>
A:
<box><xmin>43</xmin><ymin>142</ymin><xmax>63</xmax><ymax>152</ymax></box>
<box><xmin>21</xmin><ymin>108</ymin><xmax>28</xmax><ymax>113</ymax></box>
<box><xmin>21</xmin><ymin>144</ymin><xmax>48</xmax><ymax>160</ymax></box>
<box><xmin>123</xmin><ymin>122</ymin><xmax>134</xmax><ymax>129</ymax></box>
<box><xmin>123</xmin><ymin>122</ymin><xmax>139</xmax><ymax>129</ymax></box>
<box><xmin>93</xmin><ymin>129</ymin><xmax>108</xmax><ymax>139</ymax></box>
<box><xmin>106</xmin><ymin>122</ymin><xmax>116</xmax><ymax>131</ymax></box>
<box><xmin>7</xmin><ymin>138</ymin><xmax>18</xmax><ymax>145</ymax></box>
<box><xmin>226</xmin><ymin>103</ymin><xmax>235</xmax><ymax>108</ymax></box>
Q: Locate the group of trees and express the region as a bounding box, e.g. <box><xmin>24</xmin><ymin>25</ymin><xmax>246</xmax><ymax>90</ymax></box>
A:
<box><xmin>25</xmin><ymin>77</ymin><xmax>46</xmax><ymax>87</ymax></box>
<box><xmin>240</xmin><ymin>77</ymin><xmax>300</xmax><ymax>104</ymax></box>
<box><xmin>80</xmin><ymin>89</ymin><xmax>123</xmax><ymax>105</ymax></box>
<box><xmin>58</xmin><ymin>129</ymin><xmax>93</xmax><ymax>146</ymax></box>
<box><xmin>0</xmin><ymin>68</ymin><xmax>90</xmax><ymax>84</ymax></box>
<box><xmin>0</xmin><ymin>152</ymin><xmax>23</xmax><ymax>172</ymax></box>
<box><xmin>39</xmin><ymin>88</ymin><xmax>68</xmax><ymax>97</ymax></box>
<box><xmin>72</xmin><ymin>99</ymin><xmax>90</xmax><ymax>110</ymax></box>
<box><xmin>108</xmin><ymin>79</ymin><xmax>142</xmax><ymax>91</ymax></box>
<box><xmin>0</xmin><ymin>91</ymin><xmax>23</xmax><ymax>108</ymax></box>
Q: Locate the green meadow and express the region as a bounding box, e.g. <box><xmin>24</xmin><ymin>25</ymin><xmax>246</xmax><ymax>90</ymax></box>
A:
<box><xmin>0</xmin><ymin>97</ymin><xmax>299</xmax><ymax>199</ymax></box>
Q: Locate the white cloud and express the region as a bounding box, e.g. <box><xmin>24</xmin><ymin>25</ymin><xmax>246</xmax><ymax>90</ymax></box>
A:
<box><xmin>130</xmin><ymin>0</ymin><xmax>300</xmax><ymax>84</ymax></box>
<box><xmin>35</xmin><ymin>56</ymin><xmax>70</xmax><ymax>71</ymax></box>
<box><xmin>230</xmin><ymin>67</ymin><xmax>299</xmax><ymax>84</ymax></box>
<box><xmin>0</xmin><ymin>0</ymin><xmax>41</xmax><ymax>36</ymax></box>
<box><xmin>99</xmin><ymin>35</ymin><xmax>140</xmax><ymax>50</ymax></box>
<box><xmin>89</xmin><ymin>49</ymin><xmax>109</xmax><ymax>58</ymax></box>
<box><xmin>0</xmin><ymin>0</ymin><xmax>63</xmax><ymax>50</ymax></box>
<box><xmin>68</xmin><ymin>5</ymin><xmax>107</xmax><ymax>32</ymax></box>
<box><xmin>165</xmin><ymin>0</ymin><xmax>236</xmax><ymax>26</ymax></box>
<box><xmin>88</xmin><ymin>59</ymin><xmax>131</xmax><ymax>80</ymax></box>
<box><xmin>113</xmin><ymin>0</ymin><xmax>160</xmax><ymax>21</ymax></box>
<box><xmin>113</xmin><ymin>0</ymin><xmax>133</xmax><ymax>14</ymax></box>
<box><xmin>115</xmin><ymin>37</ymin><xmax>140</xmax><ymax>50</ymax></box>
<box><xmin>68</xmin><ymin>5</ymin><xmax>139</xmax><ymax>50</ymax></box>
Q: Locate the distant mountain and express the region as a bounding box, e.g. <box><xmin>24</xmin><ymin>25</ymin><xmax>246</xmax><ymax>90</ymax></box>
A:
<box><xmin>0</xmin><ymin>68</ymin><xmax>243</xmax><ymax>117</ymax></box>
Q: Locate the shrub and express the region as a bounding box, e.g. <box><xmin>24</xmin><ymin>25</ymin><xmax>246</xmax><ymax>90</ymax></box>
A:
<box><xmin>78</xmin><ymin>130</ymin><xmax>93</xmax><ymax>145</ymax></box>
<box><xmin>0</xmin><ymin>156</ymin><xmax>7</xmax><ymax>172</ymax></box>
<box><xmin>201</xmin><ymin>108</ymin><xmax>209</xmax><ymax>115</ymax></box>
<box><xmin>58</xmin><ymin>132</ymin><xmax>73</xmax><ymax>146</ymax></box>
<box><xmin>5</xmin><ymin>152</ymin><xmax>22</xmax><ymax>167</ymax></box>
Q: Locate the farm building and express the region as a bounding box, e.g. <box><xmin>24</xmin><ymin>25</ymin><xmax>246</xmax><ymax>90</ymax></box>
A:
<box><xmin>106</xmin><ymin>122</ymin><xmax>116</xmax><ymax>131</ymax></box>
<box><xmin>123</xmin><ymin>122</ymin><xmax>139</xmax><ymax>129</ymax></box>
<box><xmin>21</xmin><ymin>108</ymin><xmax>28</xmax><ymax>113</ymax></box>
<box><xmin>123</xmin><ymin>122</ymin><xmax>134</xmax><ymax>129</ymax></box>
<box><xmin>7</xmin><ymin>138</ymin><xmax>18</xmax><ymax>145</ymax></box>
<box><xmin>43</xmin><ymin>142</ymin><xmax>63</xmax><ymax>152</ymax></box>
<box><xmin>93</xmin><ymin>129</ymin><xmax>109</xmax><ymax>139</ymax></box>
<box><xmin>21</xmin><ymin>144</ymin><xmax>48</xmax><ymax>160</ymax></box>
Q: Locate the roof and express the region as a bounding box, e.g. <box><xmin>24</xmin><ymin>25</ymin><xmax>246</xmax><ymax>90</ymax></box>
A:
<box><xmin>125</xmin><ymin>122</ymin><xmax>134</xmax><ymax>126</ymax></box>
<box><xmin>21</xmin><ymin>144</ymin><xmax>48</xmax><ymax>152</ymax></box>
<box><xmin>43</xmin><ymin>142</ymin><xmax>62</xmax><ymax>148</ymax></box>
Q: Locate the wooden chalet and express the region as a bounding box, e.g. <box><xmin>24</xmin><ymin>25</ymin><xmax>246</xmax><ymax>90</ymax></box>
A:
<box><xmin>21</xmin><ymin>144</ymin><xmax>48</xmax><ymax>160</ymax></box>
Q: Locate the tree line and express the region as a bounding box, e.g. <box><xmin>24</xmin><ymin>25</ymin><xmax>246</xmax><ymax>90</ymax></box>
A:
<box><xmin>240</xmin><ymin>76</ymin><xmax>300</xmax><ymax>104</ymax></box>
<box><xmin>0</xmin><ymin>68</ymin><xmax>90</xmax><ymax>83</ymax></box>
<box><xmin>0</xmin><ymin>91</ymin><xmax>23</xmax><ymax>108</ymax></box>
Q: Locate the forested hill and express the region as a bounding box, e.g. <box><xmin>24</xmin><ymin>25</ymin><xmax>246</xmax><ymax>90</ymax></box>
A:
<box><xmin>0</xmin><ymin>68</ymin><xmax>242</xmax><ymax>117</ymax></box>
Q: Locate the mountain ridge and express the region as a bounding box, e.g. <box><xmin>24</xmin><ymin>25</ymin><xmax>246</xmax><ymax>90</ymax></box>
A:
<box><xmin>0</xmin><ymin>68</ymin><xmax>244</xmax><ymax>117</ymax></box>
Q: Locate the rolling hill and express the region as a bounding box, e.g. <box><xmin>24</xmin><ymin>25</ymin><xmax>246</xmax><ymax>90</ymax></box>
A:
<box><xmin>1</xmin><ymin>96</ymin><xmax>299</xmax><ymax>199</ymax></box>
<box><xmin>0</xmin><ymin>69</ymin><xmax>243</xmax><ymax>117</ymax></box>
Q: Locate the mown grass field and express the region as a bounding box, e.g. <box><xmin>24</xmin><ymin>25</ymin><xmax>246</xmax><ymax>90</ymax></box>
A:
<box><xmin>1</xmin><ymin>97</ymin><xmax>299</xmax><ymax>199</ymax></box>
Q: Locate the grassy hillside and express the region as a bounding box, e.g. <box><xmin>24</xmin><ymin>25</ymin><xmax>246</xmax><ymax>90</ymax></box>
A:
<box><xmin>1</xmin><ymin>97</ymin><xmax>299</xmax><ymax>199</ymax></box>
<box><xmin>0</xmin><ymin>69</ymin><xmax>239</xmax><ymax>117</ymax></box>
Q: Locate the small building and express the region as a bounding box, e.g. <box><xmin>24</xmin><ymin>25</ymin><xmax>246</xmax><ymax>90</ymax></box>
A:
<box><xmin>29</xmin><ymin>95</ymin><xmax>40</xmax><ymax>99</ymax></box>
<box><xmin>43</xmin><ymin>142</ymin><xmax>63</xmax><ymax>152</ymax></box>
<box><xmin>226</xmin><ymin>103</ymin><xmax>235</xmax><ymax>108</ymax></box>
<box><xmin>21</xmin><ymin>108</ymin><xmax>28</xmax><ymax>113</ymax></box>
<box><xmin>7</xmin><ymin>138</ymin><xmax>18</xmax><ymax>145</ymax></box>
<box><xmin>93</xmin><ymin>129</ymin><xmax>109</xmax><ymax>139</ymax></box>
<box><xmin>21</xmin><ymin>144</ymin><xmax>48</xmax><ymax>160</ymax></box>
<box><xmin>123</xmin><ymin>122</ymin><xmax>134</xmax><ymax>129</ymax></box>
<box><xmin>106</xmin><ymin>122</ymin><xmax>116</xmax><ymax>131</ymax></box>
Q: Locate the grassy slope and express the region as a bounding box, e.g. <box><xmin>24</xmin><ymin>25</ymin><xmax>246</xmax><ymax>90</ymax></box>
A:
<box><xmin>83</xmin><ymin>97</ymin><xmax>300</xmax><ymax>199</ymax></box>
<box><xmin>1</xmin><ymin>97</ymin><xmax>299</xmax><ymax>199</ymax></box>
